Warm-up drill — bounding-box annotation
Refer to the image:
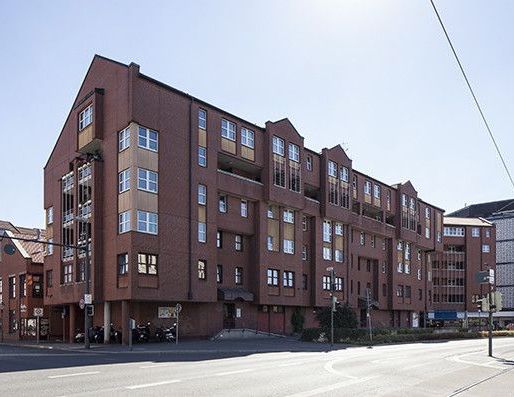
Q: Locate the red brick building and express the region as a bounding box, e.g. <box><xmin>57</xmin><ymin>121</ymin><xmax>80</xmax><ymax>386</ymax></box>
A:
<box><xmin>43</xmin><ymin>55</ymin><xmax>446</xmax><ymax>342</ymax></box>
<box><xmin>432</xmin><ymin>217</ymin><xmax>496</xmax><ymax>317</ymax></box>
<box><xmin>0</xmin><ymin>221</ymin><xmax>46</xmax><ymax>341</ymax></box>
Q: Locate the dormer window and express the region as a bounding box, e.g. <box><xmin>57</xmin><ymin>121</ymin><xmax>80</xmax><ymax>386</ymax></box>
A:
<box><xmin>78</xmin><ymin>105</ymin><xmax>93</xmax><ymax>131</ymax></box>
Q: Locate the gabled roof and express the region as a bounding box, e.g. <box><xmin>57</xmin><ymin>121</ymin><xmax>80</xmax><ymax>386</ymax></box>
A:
<box><xmin>0</xmin><ymin>221</ymin><xmax>46</xmax><ymax>263</ymax></box>
<box><xmin>449</xmin><ymin>199</ymin><xmax>514</xmax><ymax>218</ymax></box>
<box><xmin>444</xmin><ymin>217</ymin><xmax>493</xmax><ymax>227</ymax></box>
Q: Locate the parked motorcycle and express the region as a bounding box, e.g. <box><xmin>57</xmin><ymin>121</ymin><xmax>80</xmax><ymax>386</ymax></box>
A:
<box><xmin>155</xmin><ymin>323</ymin><xmax>176</xmax><ymax>342</ymax></box>
<box><xmin>132</xmin><ymin>322</ymin><xmax>151</xmax><ymax>343</ymax></box>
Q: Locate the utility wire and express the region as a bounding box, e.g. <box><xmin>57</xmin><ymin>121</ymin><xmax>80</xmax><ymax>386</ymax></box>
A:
<box><xmin>429</xmin><ymin>0</ymin><xmax>514</xmax><ymax>192</ymax></box>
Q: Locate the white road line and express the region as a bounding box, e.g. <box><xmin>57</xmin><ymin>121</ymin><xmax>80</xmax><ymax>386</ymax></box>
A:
<box><xmin>278</xmin><ymin>361</ymin><xmax>308</xmax><ymax>367</ymax></box>
<box><xmin>323</xmin><ymin>359</ymin><xmax>358</xmax><ymax>379</ymax></box>
<box><xmin>283</xmin><ymin>377</ymin><xmax>373</xmax><ymax>397</ymax></box>
<box><xmin>139</xmin><ymin>363</ymin><xmax>173</xmax><ymax>369</ymax></box>
<box><xmin>48</xmin><ymin>371</ymin><xmax>100</xmax><ymax>379</ymax></box>
<box><xmin>125</xmin><ymin>379</ymin><xmax>181</xmax><ymax>390</ymax></box>
<box><xmin>215</xmin><ymin>368</ymin><xmax>253</xmax><ymax>376</ymax></box>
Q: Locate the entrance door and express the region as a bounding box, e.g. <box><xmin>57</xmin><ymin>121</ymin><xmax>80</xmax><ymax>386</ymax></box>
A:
<box><xmin>223</xmin><ymin>303</ymin><xmax>236</xmax><ymax>329</ymax></box>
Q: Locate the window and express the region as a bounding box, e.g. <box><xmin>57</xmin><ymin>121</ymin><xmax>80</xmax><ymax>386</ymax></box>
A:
<box><xmin>302</xmin><ymin>245</ymin><xmax>308</xmax><ymax>261</ymax></box>
<box><xmin>46</xmin><ymin>207</ymin><xmax>54</xmax><ymax>225</ymax></box>
<box><xmin>328</xmin><ymin>161</ymin><xmax>337</xmax><ymax>177</ymax></box>
<box><xmin>198</xmin><ymin>147</ymin><xmax>207</xmax><ymax>167</ymax></box>
<box><xmin>240</xmin><ymin>200</ymin><xmax>248</xmax><ymax>217</ymax></box>
<box><xmin>306</xmin><ymin>155</ymin><xmax>313</xmax><ymax>171</ymax></box>
<box><xmin>137</xmin><ymin>210</ymin><xmax>158</xmax><ymax>234</ymax></box>
<box><xmin>119</xmin><ymin>169</ymin><xmax>130</xmax><ymax>193</ymax></box>
<box><xmin>402</xmin><ymin>194</ymin><xmax>407</xmax><ymax>207</ymax></box>
<box><xmin>472</xmin><ymin>228</ymin><xmax>480</xmax><ymax>237</ymax></box>
<box><xmin>302</xmin><ymin>274</ymin><xmax>308</xmax><ymax>290</ymax></box>
<box><xmin>198</xmin><ymin>260</ymin><xmax>206</xmax><ymax>280</ymax></box>
<box><xmin>322</xmin><ymin>276</ymin><xmax>331</xmax><ymax>291</ymax></box>
<box><xmin>235</xmin><ymin>235</ymin><xmax>243</xmax><ymax>251</ymax></box>
<box><xmin>335</xmin><ymin>249</ymin><xmax>344</xmax><ymax>263</ymax></box>
<box><xmin>360</xmin><ymin>232</ymin><xmax>365</xmax><ymax>246</ymax></box>
<box><xmin>216</xmin><ymin>265</ymin><xmax>223</xmax><ymax>283</ymax></box>
<box><xmin>323</xmin><ymin>220</ymin><xmax>332</xmax><ymax>243</ymax></box>
<box><xmin>198</xmin><ymin>222</ymin><xmax>206</xmax><ymax>242</ymax></box>
<box><xmin>425</xmin><ymin>207</ymin><xmax>431</xmax><ymax>219</ymax></box>
<box><xmin>138</xmin><ymin>127</ymin><xmax>158</xmax><ymax>151</ymax></box>
<box><xmin>46</xmin><ymin>271</ymin><xmax>52</xmax><ymax>289</ymax></box>
<box><xmin>340</xmin><ymin>166</ymin><xmax>349</xmax><ymax>182</ymax></box>
<box><xmin>405</xmin><ymin>286</ymin><xmax>412</xmax><ymax>299</ymax></box>
<box><xmin>19</xmin><ymin>274</ymin><xmax>26</xmax><ymax>297</ymax></box>
<box><xmin>443</xmin><ymin>227</ymin><xmax>465</xmax><ymax>237</ymax></box>
<box><xmin>288</xmin><ymin>143</ymin><xmax>300</xmax><ymax>162</ymax></box>
<box><xmin>335</xmin><ymin>223</ymin><xmax>343</xmax><ymax>236</ymax></box>
<box><xmin>323</xmin><ymin>246</ymin><xmax>332</xmax><ymax>260</ymax></box>
<box><xmin>138</xmin><ymin>168</ymin><xmax>158</xmax><ymax>193</ymax></box>
<box><xmin>283</xmin><ymin>239</ymin><xmax>294</xmax><ymax>254</ymax></box>
<box><xmin>198</xmin><ymin>184</ymin><xmax>207</xmax><ymax>205</ymax></box>
<box><xmin>272</xmin><ymin>136</ymin><xmax>285</xmax><ymax>156</ymax></box>
<box><xmin>283</xmin><ymin>271</ymin><xmax>294</xmax><ymax>288</ymax></box>
<box><xmin>409</xmin><ymin>197</ymin><xmax>416</xmax><ymax>210</ymax></box>
<box><xmin>283</xmin><ymin>209</ymin><xmax>294</xmax><ymax>224</ymax></box>
<box><xmin>267</xmin><ymin>269</ymin><xmax>279</xmax><ymax>286</ymax></box>
<box><xmin>267</xmin><ymin>206</ymin><xmax>276</xmax><ymax>219</ymax></box>
<box><xmin>235</xmin><ymin>267</ymin><xmax>243</xmax><ymax>285</ymax></box>
<box><xmin>78</xmin><ymin>104</ymin><xmax>93</xmax><ymax>130</ymax></box>
<box><xmin>118</xmin><ymin>211</ymin><xmax>131</xmax><ymax>233</ymax></box>
<box><xmin>221</xmin><ymin>119</ymin><xmax>236</xmax><ymax>141</ymax></box>
<box><xmin>119</xmin><ymin>127</ymin><xmax>130</xmax><ymax>151</ymax></box>
<box><xmin>417</xmin><ymin>268</ymin><xmax>422</xmax><ymax>281</ymax></box>
<box><xmin>418</xmin><ymin>288</ymin><xmax>423</xmax><ymax>300</ymax></box>
<box><xmin>485</xmin><ymin>229</ymin><xmax>490</xmax><ymax>238</ymax></box>
<box><xmin>374</xmin><ymin>184</ymin><xmax>381</xmax><ymax>199</ymax></box>
<box><xmin>198</xmin><ymin>109</ymin><xmax>207</xmax><ymax>129</ymax></box>
<box><xmin>364</xmin><ymin>180</ymin><xmax>372</xmax><ymax>195</ymax></box>
<box><xmin>371</xmin><ymin>235</ymin><xmax>376</xmax><ymax>248</ymax></box>
<box><xmin>302</xmin><ymin>215</ymin><xmax>308</xmax><ymax>231</ymax></box>
<box><xmin>138</xmin><ymin>253</ymin><xmax>157</xmax><ymax>275</ymax></box>
<box><xmin>417</xmin><ymin>249</ymin><xmax>421</xmax><ymax>260</ymax></box>
<box><xmin>425</xmin><ymin>226</ymin><xmax>430</xmax><ymax>239</ymax></box>
<box><xmin>241</xmin><ymin>128</ymin><xmax>254</xmax><ymax>148</ymax></box>
<box><xmin>382</xmin><ymin>283</ymin><xmax>387</xmax><ymax>297</ymax></box>
<box><xmin>267</xmin><ymin>236</ymin><xmax>274</xmax><ymax>251</ymax></box>
<box><xmin>334</xmin><ymin>277</ymin><xmax>343</xmax><ymax>291</ymax></box>
<box><xmin>47</xmin><ymin>238</ymin><xmax>54</xmax><ymax>256</ymax></box>
<box><xmin>63</xmin><ymin>264</ymin><xmax>72</xmax><ymax>284</ymax></box>
<box><xmin>396</xmin><ymin>285</ymin><xmax>403</xmax><ymax>297</ymax></box>
<box><xmin>482</xmin><ymin>244</ymin><xmax>490</xmax><ymax>253</ymax></box>
<box><xmin>217</xmin><ymin>231</ymin><xmax>223</xmax><ymax>248</ymax></box>
<box><xmin>219</xmin><ymin>195</ymin><xmax>227</xmax><ymax>213</ymax></box>
<box><xmin>118</xmin><ymin>253</ymin><xmax>128</xmax><ymax>275</ymax></box>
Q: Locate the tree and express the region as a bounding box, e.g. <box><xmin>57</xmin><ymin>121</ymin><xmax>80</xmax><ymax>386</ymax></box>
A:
<box><xmin>291</xmin><ymin>308</ymin><xmax>305</xmax><ymax>333</ymax></box>
<box><xmin>315</xmin><ymin>303</ymin><xmax>358</xmax><ymax>330</ymax></box>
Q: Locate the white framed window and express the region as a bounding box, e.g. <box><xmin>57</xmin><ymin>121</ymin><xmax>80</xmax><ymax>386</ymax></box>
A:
<box><xmin>364</xmin><ymin>180</ymin><xmax>372</xmax><ymax>195</ymax></box>
<box><xmin>288</xmin><ymin>143</ymin><xmax>300</xmax><ymax>162</ymax></box>
<box><xmin>198</xmin><ymin>184</ymin><xmax>207</xmax><ymax>205</ymax></box>
<box><xmin>417</xmin><ymin>268</ymin><xmax>422</xmax><ymax>281</ymax></box>
<box><xmin>118</xmin><ymin>169</ymin><xmax>130</xmax><ymax>193</ymax></box>
<box><xmin>283</xmin><ymin>271</ymin><xmax>294</xmax><ymax>288</ymax></box>
<box><xmin>302</xmin><ymin>215</ymin><xmax>308</xmax><ymax>231</ymax></box>
<box><xmin>306</xmin><ymin>156</ymin><xmax>313</xmax><ymax>171</ymax></box>
<box><xmin>425</xmin><ymin>207</ymin><xmax>431</xmax><ymax>219</ymax></box>
<box><xmin>267</xmin><ymin>205</ymin><xmax>276</xmax><ymax>219</ymax></box>
<box><xmin>198</xmin><ymin>109</ymin><xmax>207</xmax><ymax>129</ymax></box>
<box><xmin>335</xmin><ymin>249</ymin><xmax>343</xmax><ymax>263</ymax></box>
<box><xmin>119</xmin><ymin>127</ymin><xmax>130</xmax><ymax>152</ymax></box>
<box><xmin>360</xmin><ymin>232</ymin><xmax>365</xmax><ymax>246</ymax></box>
<box><xmin>409</xmin><ymin>197</ymin><xmax>416</xmax><ymax>210</ymax></box>
<box><xmin>198</xmin><ymin>146</ymin><xmax>207</xmax><ymax>167</ymax></box>
<box><xmin>402</xmin><ymin>194</ymin><xmax>407</xmax><ymax>207</ymax></box>
<box><xmin>405</xmin><ymin>242</ymin><xmax>411</xmax><ymax>260</ymax></box>
<box><xmin>334</xmin><ymin>277</ymin><xmax>343</xmax><ymax>291</ymax></box>
<box><xmin>425</xmin><ymin>227</ymin><xmax>430</xmax><ymax>239</ymax></box>
<box><xmin>482</xmin><ymin>244</ymin><xmax>490</xmax><ymax>253</ymax></box>
<box><xmin>138</xmin><ymin>127</ymin><xmax>158</xmax><ymax>152</ymax></box>
<box><xmin>443</xmin><ymin>227</ymin><xmax>465</xmax><ymax>237</ymax></box>
<box><xmin>472</xmin><ymin>228</ymin><xmax>480</xmax><ymax>237</ymax></box>
<box><xmin>417</xmin><ymin>249</ymin><xmax>421</xmax><ymax>260</ymax></box>
<box><xmin>267</xmin><ymin>269</ymin><xmax>279</xmax><ymax>286</ymax></box>
<box><xmin>371</xmin><ymin>235</ymin><xmax>376</xmax><ymax>248</ymax></box>
<box><xmin>118</xmin><ymin>211</ymin><xmax>131</xmax><ymax>234</ymax></box>
<box><xmin>235</xmin><ymin>234</ymin><xmax>243</xmax><ymax>251</ymax></box>
<box><xmin>374</xmin><ymin>184</ymin><xmax>381</xmax><ymax>199</ymax></box>
<box><xmin>272</xmin><ymin>136</ymin><xmax>285</xmax><ymax>156</ymax></box>
<box><xmin>78</xmin><ymin>104</ymin><xmax>93</xmax><ymax>130</ymax></box>
<box><xmin>240</xmin><ymin>200</ymin><xmax>248</xmax><ymax>217</ymax></box>
<box><xmin>46</xmin><ymin>207</ymin><xmax>54</xmax><ymax>225</ymax></box>
<box><xmin>241</xmin><ymin>128</ymin><xmax>254</xmax><ymax>148</ymax></box>
<box><xmin>198</xmin><ymin>222</ymin><xmax>206</xmax><ymax>242</ymax></box>
<box><xmin>328</xmin><ymin>161</ymin><xmax>337</xmax><ymax>177</ymax></box>
<box><xmin>47</xmin><ymin>239</ymin><xmax>54</xmax><ymax>256</ymax></box>
<box><xmin>323</xmin><ymin>220</ymin><xmax>332</xmax><ymax>243</ymax></box>
<box><xmin>323</xmin><ymin>246</ymin><xmax>332</xmax><ymax>260</ymax></box>
<box><xmin>267</xmin><ymin>236</ymin><xmax>274</xmax><ymax>251</ymax></box>
<box><xmin>137</xmin><ymin>210</ymin><xmax>158</xmax><ymax>234</ymax></box>
<box><xmin>283</xmin><ymin>209</ymin><xmax>294</xmax><ymax>224</ymax></box>
<box><xmin>485</xmin><ymin>229</ymin><xmax>491</xmax><ymax>238</ymax></box>
<box><xmin>322</xmin><ymin>276</ymin><xmax>331</xmax><ymax>290</ymax></box>
<box><xmin>340</xmin><ymin>166</ymin><xmax>349</xmax><ymax>182</ymax></box>
<box><xmin>137</xmin><ymin>168</ymin><xmax>158</xmax><ymax>193</ymax></box>
<box><xmin>283</xmin><ymin>239</ymin><xmax>294</xmax><ymax>254</ymax></box>
<box><xmin>219</xmin><ymin>195</ymin><xmax>227</xmax><ymax>213</ymax></box>
<box><xmin>302</xmin><ymin>245</ymin><xmax>308</xmax><ymax>261</ymax></box>
<box><xmin>335</xmin><ymin>223</ymin><xmax>343</xmax><ymax>236</ymax></box>
<box><xmin>221</xmin><ymin>119</ymin><xmax>236</xmax><ymax>141</ymax></box>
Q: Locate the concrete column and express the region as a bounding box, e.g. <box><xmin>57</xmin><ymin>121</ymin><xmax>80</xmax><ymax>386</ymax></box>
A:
<box><xmin>69</xmin><ymin>304</ymin><xmax>76</xmax><ymax>344</ymax></box>
<box><xmin>103</xmin><ymin>301</ymin><xmax>111</xmax><ymax>344</ymax></box>
<box><xmin>121</xmin><ymin>300</ymin><xmax>129</xmax><ymax>345</ymax></box>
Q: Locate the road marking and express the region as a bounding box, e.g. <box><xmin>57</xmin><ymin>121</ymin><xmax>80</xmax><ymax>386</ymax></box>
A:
<box><xmin>215</xmin><ymin>368</ymin><xmax>253</xmax><ymax>376</ymax></box>
<box><xmin>139</xmin><ymin>363</ymin><xmax>173</xmax><ymax>369</ymax></box>
<box><xmin>125</xmin><ymin>379</ymin><xmax>181</xmax><ymax>390</ymax></box>
<box><xmin>48</xmin><ymin>371</ymin><xmax>100</xmax><ymax>379</ymax></box>
<box><xmin>323</xmin><ymin>359</ymin><xmax>358</xmax><ymax>379</ymax></box>
<box><xmin>278</xmin><ymin>361</ymin><xmax>308</xmax><ymax>367</ymax></box>
<box><xmin>284</xmin><ymin>377</ymin><xmax>373</xmax><ymax>397</ymax></box>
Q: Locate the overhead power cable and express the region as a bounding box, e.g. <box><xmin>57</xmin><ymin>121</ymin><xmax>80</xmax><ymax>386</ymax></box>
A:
<box><xmin>429</xmin><ymin>0</ymin><xmax>514</xmax><ymax>192</ymax></box>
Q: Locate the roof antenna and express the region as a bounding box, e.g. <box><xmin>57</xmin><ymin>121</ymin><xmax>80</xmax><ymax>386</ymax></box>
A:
<box><xmin>342</xmin><ymin>142</ymin><xmax>349</xmax><ymax>152</ymax></box>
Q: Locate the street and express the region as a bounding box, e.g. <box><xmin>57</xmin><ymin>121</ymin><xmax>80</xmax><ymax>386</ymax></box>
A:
<box><xmin>0</xmin><ymin>338</ymin><xmax>513</xmax><ymax>396</ymax></box>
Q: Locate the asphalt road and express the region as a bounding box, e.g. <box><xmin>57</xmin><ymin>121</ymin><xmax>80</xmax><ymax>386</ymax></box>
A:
<box><xmin>0</xmin><ymin>338</ymin><xmax>513</xmax><ymax>396</ymax></box>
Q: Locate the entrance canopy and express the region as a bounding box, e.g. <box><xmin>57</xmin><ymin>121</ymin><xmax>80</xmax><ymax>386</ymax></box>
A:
<box><xmin>218</xmin><ymin>287</ymin><xmax>254</xmax><ymax>302</ymax></box>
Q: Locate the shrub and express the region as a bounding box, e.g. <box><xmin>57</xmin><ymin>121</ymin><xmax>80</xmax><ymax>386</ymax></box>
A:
<box><xmin>291</xmin><ymin>309</ymin><xmax>305</xmax><ymax>334</ymax></box>
<box><xmin>315</xmin><ymin>303</ymin><xmax>358</xmax><ymax>330</ymax></box>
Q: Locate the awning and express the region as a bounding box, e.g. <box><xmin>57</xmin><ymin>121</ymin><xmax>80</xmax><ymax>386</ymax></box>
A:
<box><xmin>218</xmin><ymin>287</ymin><xmax>254</xmax><ymax>302</ymax></box>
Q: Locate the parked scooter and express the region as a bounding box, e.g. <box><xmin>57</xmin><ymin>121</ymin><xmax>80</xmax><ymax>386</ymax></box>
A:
<box><xmin>155</xmin><ymin>323</ymin><xmax>176</xmax><ymax>342</ymax></box>
<box><xmin>132</xmin><ymin>322</ymin><xmax>151</xmax><ymax>343</ymax></box>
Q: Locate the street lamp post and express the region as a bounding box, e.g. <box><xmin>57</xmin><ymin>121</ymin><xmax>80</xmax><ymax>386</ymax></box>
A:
<box><xmin>76</xmin><ymin>217</ymin><xmax>91</xmax><ymax>350</ymax></box>
<box><xmin>326</xmin><ymin>267</ymin><xmax>335</xmax><ymax>348</ymax></box>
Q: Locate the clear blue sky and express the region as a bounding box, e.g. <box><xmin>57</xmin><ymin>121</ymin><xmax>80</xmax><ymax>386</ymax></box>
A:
<box><xmin>1</xmin><ymin>0</ymin><xmax>513</xmax><ymax>228</ymax></box>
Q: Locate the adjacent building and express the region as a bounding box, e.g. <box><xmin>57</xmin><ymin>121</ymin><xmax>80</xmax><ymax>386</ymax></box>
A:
<box><xmin>0</xmin><ymin>221</ymin><xmax>46</xmax><ymax>341</ymax></box>
<box><xmin>43</xmin><ymin>55</ymin><xmax>446</xmax><ymax>342</ymax></box>
<box><xmin>449</xmin><ymin>200</ymin><xmax>514</xmax><ymax>311</ymax></box>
